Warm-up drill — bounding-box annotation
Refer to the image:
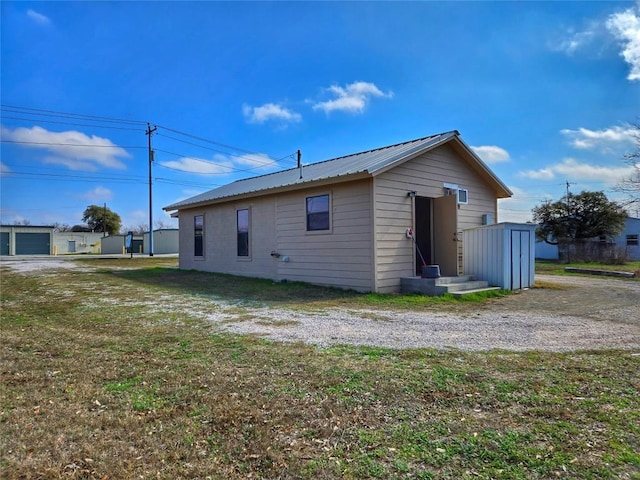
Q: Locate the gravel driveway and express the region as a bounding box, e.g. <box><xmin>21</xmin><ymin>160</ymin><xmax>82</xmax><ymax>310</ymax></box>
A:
<box><xmin>223</xmin><ymin>274</ymin><xmax>640</xmax><ymax>352</ymax></box>
<box><xmin>3</xmin><ymin>257</ymin><xmax>639</xmax><ymax>352</ymax></box>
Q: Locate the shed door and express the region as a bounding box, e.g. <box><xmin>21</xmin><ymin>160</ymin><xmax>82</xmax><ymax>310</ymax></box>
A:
<box><xmin>1</xmin><ymin>232</ymin><xmax>9</xmax><ymax>256</ymax></box>
<box><xmin>511</xmin><ymin>230</ymin><xmax>531</xmax><ymax>290</ymax></box>
<box><xmin>68</xmin><ymin>240</ymin><xmax>76</xmax><ymax>253</ymax></box>
<box><xmin>16</xmin><ymin>233</ymin><xmax>50</xmax><ymax>255</ymax></box>
<box><xmin>433</xmin><ymin>195</ymin><xmax>458</xmax><ymax>276</ymax></box>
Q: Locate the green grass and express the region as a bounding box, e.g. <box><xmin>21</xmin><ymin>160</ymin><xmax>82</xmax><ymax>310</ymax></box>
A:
<box><xmin>536</xmin><ymin>259</ymin><xmax>640</xmax><ymax>276</ymax></box>
<box><xmin>1</xmin><ymin>259</ymin><xmax>639</xmax><ymax>479</ymax></box>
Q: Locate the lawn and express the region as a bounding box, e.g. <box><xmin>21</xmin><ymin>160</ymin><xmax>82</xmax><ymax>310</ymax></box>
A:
<box><xmin>536</xmin><ymin>259</ymin><xmax>640</xmax><ymax>276</ymax></box>
<box><xmin>1</xmin><ymin>259</ymin><xmax>639</xmax><ymax>479</ymax></box>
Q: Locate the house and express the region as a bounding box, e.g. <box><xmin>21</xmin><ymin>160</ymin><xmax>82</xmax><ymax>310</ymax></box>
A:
<box><xmin>163</xmin><ymin>131</ymin><xmax>512</xmax><ymax>293</ymax></box>
<box><xmin>535</xmin><ymin>216</ymin><xmax>640</xmax><ymax>262</ymax></box>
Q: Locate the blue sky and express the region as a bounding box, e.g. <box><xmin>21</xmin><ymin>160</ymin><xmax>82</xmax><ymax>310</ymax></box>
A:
<box><xmin>1</xmin><ymin>1</ymin><xmax>639</xmax><ymax>231</ymax></box>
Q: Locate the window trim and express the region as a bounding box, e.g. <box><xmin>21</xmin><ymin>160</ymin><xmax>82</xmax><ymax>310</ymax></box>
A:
<box><xmin>627</xmin><ymin>234</ymin><xmax>639</xmax><ymax>246</ymax></box>
<box><xmin>194</xmin><ymin>214</ymin><xmax>204</xmax><ymax>258</ymax></box>
<box><xmin>305</xmin><ymin>193</ymin><xmax>332</xmax><ymax>233</ymax></box>
<box><xmin>236</xmin><ymin>208</ymin><xmax>250</xmax><ymax>258</ymax></box>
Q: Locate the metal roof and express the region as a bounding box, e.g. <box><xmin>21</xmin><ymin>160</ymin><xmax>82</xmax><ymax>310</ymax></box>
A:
<box><xmin>164</xmin><ymin>130</ymin><xmax>510</xmax><ymax>211</ymax></box>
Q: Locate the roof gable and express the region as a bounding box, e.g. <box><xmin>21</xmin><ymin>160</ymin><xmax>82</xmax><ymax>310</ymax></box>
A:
<box><xmin>164</xmin><ymin>131</ymin><xmax>511</xmax><ymax>211</ymax></box>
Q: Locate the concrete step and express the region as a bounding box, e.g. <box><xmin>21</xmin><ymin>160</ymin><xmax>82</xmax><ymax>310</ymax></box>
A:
<box><xmin>442</xmin><ymin>280</ymin><xmax>491</xmax><ymax>292</ymax></box>
<box><xmin>401</xmin><ymin>276</ymin><xmax>498</xmax><ymax>296</ymax></box>
<box><xmin>450</xmin><ymin>286</ymin><xmax>502</xmax><ymax>297</ymax></box>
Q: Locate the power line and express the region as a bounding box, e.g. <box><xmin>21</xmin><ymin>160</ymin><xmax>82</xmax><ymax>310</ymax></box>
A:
<box><xmin>1</xmin><ymin>139</ymin><xmax>145</xmax><ymax>149</ymax></box>
<box><xmin>1</xmin><ymin>170</ymin><xmax>145</xmax><ymax>183</ymax></box>
<box><xmin>1</xmin><ymin>104</ymin><xmax>147</xmax><ymax>126</ymax></box>
<box><xmin>1</xmin><ymin>115</ymin><xmax>145</xmax><ymax>132</ymax></box>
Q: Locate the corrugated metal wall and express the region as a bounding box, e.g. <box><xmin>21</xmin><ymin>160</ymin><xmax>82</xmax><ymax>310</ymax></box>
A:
<box><xmin>463</xmin><ymin>223</ymin><xmax>536</xmax><ymax>290</ymax></box>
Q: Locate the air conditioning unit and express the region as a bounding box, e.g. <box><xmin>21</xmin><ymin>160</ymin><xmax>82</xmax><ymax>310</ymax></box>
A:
<box><xmin>444</xmin><ymin>183</ymin><xmax>469</xmax><ymax>205</ymax></box>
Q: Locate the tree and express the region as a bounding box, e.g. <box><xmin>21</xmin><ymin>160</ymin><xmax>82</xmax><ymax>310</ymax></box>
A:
<box><xmin>615</xmin><ymin>122</ymin><xmax>640</xmax><ymax>212</ymax></box>
<box><xmin>52</xmin><ymin>222</ymin><xmax>72</xmax><ymax>232</ymax></box>
<box><xmin>532</xmin><ymin>191</ymin><xmax>628</xmax><ymax>262</ymax></box>
<box><xmin>82</xmin><ymin>205</ymin><xmax>122</xmax><ymax>235</ymax></box>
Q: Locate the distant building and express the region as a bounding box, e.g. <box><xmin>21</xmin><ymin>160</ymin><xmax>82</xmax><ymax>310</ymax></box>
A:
<box><xmin>0</xmin><ymin>225</ymin><xmax>54</xmax><ymax>255</ymax></box>
<box><xmin>535</xmin><ymin>217</ymin><xmax>640</xmax><ymax>262</ymax></box>
<box><xmin>143</xmin><ymin>229</ymin><xmax>179</xmax><ymax>254</ymax></box>
<box><xmin>52</xmin><ymin>232</ymin><xmax>104</xmax><ymax>255</ymax></box>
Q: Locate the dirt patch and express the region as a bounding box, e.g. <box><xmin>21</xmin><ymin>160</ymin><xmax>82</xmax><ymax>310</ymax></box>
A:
<box><xmin>484</xmin><ymin>274</ymin><xmax>640</xmax><ymax>326</ymax></box>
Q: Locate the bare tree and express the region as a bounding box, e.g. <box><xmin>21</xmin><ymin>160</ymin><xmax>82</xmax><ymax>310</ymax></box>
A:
<box><xmin>121</xmin><ymin>223</ymin><xmax>148</xmax><ymax>235</ymax></box>
<box><xmin>615</xmin><ymin>122</ymin><xmax>640</xmax><ymax>214</ymax></box>
<box><xmin>52</xmin><ymin>222</ymin><xmax>72</xmax><ymax>232</ymax></box>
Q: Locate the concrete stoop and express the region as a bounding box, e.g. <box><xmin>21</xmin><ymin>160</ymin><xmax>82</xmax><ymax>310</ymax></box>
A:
<box><xmin>400</xmin><ymin>275</ymin><xmax>500</xmax><ymax>296</ymax></box>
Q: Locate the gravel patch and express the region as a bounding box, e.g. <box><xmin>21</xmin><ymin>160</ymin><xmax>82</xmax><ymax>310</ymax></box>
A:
<box><xmin>218</xmin><ymin>305</ymin><xmax>639</xmax><ymax>352</ymax></box>
<box><xmin>3</xmin><ymin>258</ymin><xmax>639</xmax><ymax>352</ymax></box>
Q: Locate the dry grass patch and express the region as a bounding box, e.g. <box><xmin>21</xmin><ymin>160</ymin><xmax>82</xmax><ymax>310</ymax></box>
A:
<box><xmin>1</xmin><ymin>262</ymin><xmax>639</xmax><ymax>479</ymax></box>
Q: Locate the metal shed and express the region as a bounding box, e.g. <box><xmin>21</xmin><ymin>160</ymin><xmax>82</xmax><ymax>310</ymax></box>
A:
<box><xmin>463</xmin><ymin>222</ymin><xmax>536</xmax><ymax>290</ymax></box>
<box><xmin>143</xmin><ymin>229</ymin><xmax>179</xmax><ymax>255</ymax></box>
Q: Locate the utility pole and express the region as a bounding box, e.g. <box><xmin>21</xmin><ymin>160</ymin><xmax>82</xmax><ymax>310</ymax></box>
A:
<box><xmin>103</xmin><ymin>202</ymin><xmax>107</xmax><ymax>237</ymax></box>
<box><xmin>146</xmin><ymin>123</ymin><xmax>157</xmax><ymax>256</ymax></box>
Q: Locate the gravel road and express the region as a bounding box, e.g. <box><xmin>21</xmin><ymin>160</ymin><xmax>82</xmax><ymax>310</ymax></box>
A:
<box><xmin>2</xmin><ymin>257</ymin><xmax>639</xmax><ymax>352</ymax></box>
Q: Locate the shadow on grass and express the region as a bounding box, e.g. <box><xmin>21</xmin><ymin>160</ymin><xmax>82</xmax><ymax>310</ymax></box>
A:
<box><xmin>91</xmin><ymin>263</ymin><xmax>509</xmax><ymax>309</ymax></box>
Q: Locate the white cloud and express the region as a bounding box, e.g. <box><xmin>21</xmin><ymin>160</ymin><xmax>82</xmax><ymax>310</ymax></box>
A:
<box><xmin>552</xmin><ymin>26</ymin><xmax>599</xmax><ymax>55</ymax></box>
<box><xmin>0</xmin><ymin>161</ymin><xmax>10</xmax><ymax>174</ymax></box>
<box><xmin>1</xmin><ymin>126</ymin><xmax>130</xmax><ymax>170</ymax></box>
<box><xmin>518</xmin><ymin>168</ymin><xmax>555</xmax><ymax>181</ymax></box>
<box><xmin>160</xmin><ymin>152</ymin><xmax>278</xmax><ymax>176</ymax></box>
<box><xmin>561</xmin><ymin>126</ymin><xmax>636</xmax><ymax>150</ymax></box>
<box><xmin>161</xmin><ymin>156</ymin><xmax>234</xmax><ymax>175</ymax></box>
<box><xmin>242</xmin><ymin>103</ymin><xmax>301</xmax><ymax>124</ymax></box>
<box><xmin>78</xmin><ymin>186</ymin><xmax>113</xmax><ymax>202</ymax></box>
<box><xmin>233</xmin><ymin>152</ymin><xmax>278</xmax><ymax>169</ymax></box>
<box><xmin>312</xmin><ymin>81</ymin><xmax>393</xmax><ymax>114</ymax></box>
<box><xmin>518</xmin><ymin>158</ymin><xmax>634</xmax><ymax>185</ymax></box>
<box><xmin>27</xmin><ymin>9</ymin><xmax>51</xmax><ymax>26</ymax></box>
<box><xmin>606</xmin><ymin>4</ymin><xmax>640</xmax><ymax>81</ymax></box>
<box><xmin>471</xmin><ymin>145</ymin><xmax>510</xmax><ymax>164</ymax></box>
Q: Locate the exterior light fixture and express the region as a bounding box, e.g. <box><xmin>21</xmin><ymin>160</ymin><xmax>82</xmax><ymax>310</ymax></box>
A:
<box><xmin>407</xmin><ymin>191</ymin><xmax>417</xmax><ymax>198</ymax></box>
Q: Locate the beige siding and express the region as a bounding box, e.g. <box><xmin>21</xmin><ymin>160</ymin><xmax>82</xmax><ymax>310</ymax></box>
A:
<box><xmin>177</xmin><ymin>197</ymin><xmax>278</xmax><ymax>279</ymax></box>
<box><xmin>373</xmin><ymin>144</ymin><xmax>499</xmax><ymax>292</ymax></box>
<box><xmin>275</xmin><ymin>180</ymin><xmax>374</xmax><ymax>291</ymax></box>
<box><xmin>178</xmin><ymin>179</ymin><xmax>374</xmax><ymax>291</ymax></box>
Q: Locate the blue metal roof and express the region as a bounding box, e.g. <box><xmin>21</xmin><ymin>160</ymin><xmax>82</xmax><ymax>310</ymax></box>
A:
<box><xmin>164</xmin><ymin>131</ymin><xmax>510</xmax><ymax>210</ymax></box>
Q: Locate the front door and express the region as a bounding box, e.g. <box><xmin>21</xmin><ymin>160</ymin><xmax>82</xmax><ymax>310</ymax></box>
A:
<box><xmin>414</xmin><ymin>196</ymin><xmax>432</xmax><ymax>275</ymax></box>
<box><xmin>433</xmin><ymin>195</ymin><xmax>458</xmax><ymax>276</ymax></box>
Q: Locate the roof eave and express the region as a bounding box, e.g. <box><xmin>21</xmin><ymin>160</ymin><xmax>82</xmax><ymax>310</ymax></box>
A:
<box><xmin>449</xmin><ymin>136</ymin><xmax>513</xmax><ymax>198</ymax></box>
<box><xmin>162</xmin><ymin>171</ymin><xmax>372</xmax><ymax>212</ymax></box>
<box><xmin>367</xmin><ymin>131</ymin><xmax>458</xmax><ymax>176</ymax></box>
